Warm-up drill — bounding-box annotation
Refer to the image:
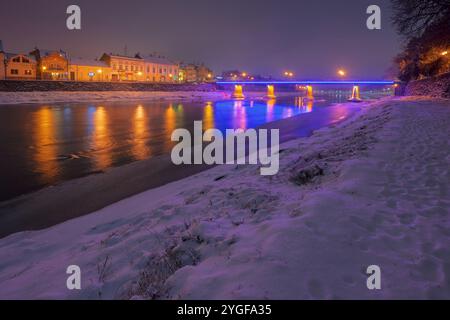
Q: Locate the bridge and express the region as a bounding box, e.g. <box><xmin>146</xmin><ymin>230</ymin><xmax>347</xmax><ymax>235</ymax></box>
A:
<box><xmin>216</xmin><ymin>80</ymin><xmax>396</xmax><ymax>102</ymax></box>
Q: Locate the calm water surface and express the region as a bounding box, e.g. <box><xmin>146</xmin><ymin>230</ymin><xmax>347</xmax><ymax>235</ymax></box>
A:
<box><xmin>0</xmin><ymin>90</ymin><xmax>391</xmax><ymax>201</ymax></box>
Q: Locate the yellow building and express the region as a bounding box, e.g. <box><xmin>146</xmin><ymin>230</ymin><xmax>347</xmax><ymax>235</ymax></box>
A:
<box><xmin>100</xmin><ymin>53</ymin><xmax>179</xmax><ymax>82</ymax></box>
<box><xmin>30</xmin><ymin>49</ymin><xmax>69</xmax><ymax>80</ymax></box>
<box><xmin>4</xmin><ymin>53</ymin><xmax>37</xmax><ymax>80</ymax></box>
<box><xmin>142</xmin><ymin>55</ymin><xmax>179</xmax><ymax>83</ymax></box>
<box><xmin>69</xmin><ymin>58</ymin><xmax>111</xmax><ymax>81</ymax></box>
<box><xmin>100</xmin><ymin>54</ymin><xmax>145</xmax><ymax>82</ymax></box>
<box><xmin>178</xmin><ymin>68</ymin><xmax>186</xmax><ymax>82</ymax></box>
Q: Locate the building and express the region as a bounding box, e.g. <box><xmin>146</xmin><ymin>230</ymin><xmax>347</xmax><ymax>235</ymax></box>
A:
<box><xmin>184</xmin><ymin>64</ymin><xmax>198</xmax><ymax>83</ymax></box>
<box><xmin>178</xmin><ymin>68</ymin><xmax>186</xmax><ymax>82</ymax></box>
<box><xmin>142</xmin><ymin>55</ymin><xmax>179</xmax><ymax>83</ymax></box>
<box><xmin>4</xmin><ymin>53</ymin><xmax>36</xmax><ymax>80</ymax></box>
<box><xmin>0</xmin><ymin>40</ymin><xmax>36</xmax><ymax>80</ymax></box>
<box><xmin>196</xmin><ymin>64</ymin><xmax>213</xmax><ymax>82</ymax></box>
<box><xmin>0</xmin><ymin>40</ymin><xmax>5</xmax><ymax>80</ymax></box>
<box><xmin>182</xmin><ymin>63</ymin><xmax>213</xmax><ymax>83</ymax></box>
<box><xmin>100</xmin><ymin>54</ymin><xmax>145</xmax><ymax>82</ymax></box>
<box><xmin>100</xmin><ymin>53</ymin><xmax>179</xmax><ymax>82</ymax></box>
<box><xmin>69</xmin><ymin>58</ymin><xmax>111</xmax><ymax>81</ymax></box>
<box><xmin>222</xmin><ymin>70</ymin><xmax>243</xmax><ymax>81</ymax></box>
<box><xmin>30</xmin><ymin>48</ymin><xmax>69</xmax><ymax>80</ymax></box>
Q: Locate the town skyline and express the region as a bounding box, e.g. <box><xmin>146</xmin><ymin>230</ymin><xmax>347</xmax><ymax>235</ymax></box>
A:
<box><xmin>0</xmin><ymin>0</ymin><xmax>401</xmax><ymax>79</ymax></box>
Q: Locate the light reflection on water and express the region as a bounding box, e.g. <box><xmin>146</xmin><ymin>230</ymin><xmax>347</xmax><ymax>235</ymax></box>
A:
<box><xmin>0</xmin><ymin>90</ymin><xmax>389</xmax><ymax>201</ymax></box>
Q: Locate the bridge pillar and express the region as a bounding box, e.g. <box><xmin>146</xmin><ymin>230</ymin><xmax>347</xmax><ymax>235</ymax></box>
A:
<box><xmin>348</xmin><ymin>85</ymin><xmax>362</xmax><ymax>102</ymax></box>
<box><xmin>306</xmin><ymin>85</ymin><xmax>314</xmax><ymax>99</ymax></box>
<box><xmin>266</xmin><ymin>85</ymin><xmax>276</xmax><ymax>99</ymax></box>
<box><xmin>232</xmin><ymin>85</ymin><xmax>245</xmax><ymax>100</ymax></box>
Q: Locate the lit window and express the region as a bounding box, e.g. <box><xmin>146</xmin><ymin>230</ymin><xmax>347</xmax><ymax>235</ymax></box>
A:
<box><xmin>24</xmin><ymin>70</ymin><xmax>32</xmax><ymax>75</ymax></box>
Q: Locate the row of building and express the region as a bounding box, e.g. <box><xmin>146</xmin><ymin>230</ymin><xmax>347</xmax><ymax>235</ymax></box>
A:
<box><xmin>0</xmin><ymin>41</ymin><xmax>213</xmax><ymax>83</ymax></box>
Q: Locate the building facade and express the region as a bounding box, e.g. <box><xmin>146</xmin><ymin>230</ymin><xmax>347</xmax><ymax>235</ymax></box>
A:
<box><xmin>69</xmin><ymin>58</ymin><xmax>111</xmax><ymax>81</ymax></box>
<box><xmin>100</xmin><ymin>54</ymin><xmax>145</xmax><ymax>82</ymax></box>
<box><xmin>142</xmin><ymin>55</ymin><xmax>179</xmax><ymax>83</ymax></box>
<box><xmin>182</xmin><ymin>63</ymin><xmax>213</xmax><ymax>83</ymax></box>
<box><xmin>4</xmin><ymin>53</ymin><xmax>37</xmax><ymax>80</ymax></box>
<box><xmin>184</xmin><ymin>64</ymin><xmax>198</xmax><ymax>83</ymax></box>
<box><xmin>196</xmin><ymin>64</ymin><xmax>213</xmax><ymax>82</ymax></box>
<box><xmin>30</xmin><ymin>49</ymin><xmax>69</xmax><ymax>80</ymax></box>
<box><xmin>100</xmin><ymin>53</ymin><xmax>179</xmax><ymax>82</ymax></box>
<box><xmin>0</xmin><ymin>43</ymin><xmax>182</xmax><ymax>83</ymax></box>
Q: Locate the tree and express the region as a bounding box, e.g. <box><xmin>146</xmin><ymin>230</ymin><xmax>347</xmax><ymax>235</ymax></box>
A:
<box><xmin>391</xmin><ymin>1</ymin><xmax>450</xmax><ymax>81</ymax></box>
<box><xmin>391</xmin><ymin>0</ymin><xmax>450</xmax><ymax>36</ymax></box>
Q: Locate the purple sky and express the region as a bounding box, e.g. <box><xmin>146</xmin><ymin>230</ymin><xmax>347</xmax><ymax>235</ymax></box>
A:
<box><xmin>0</xmin><ymin>0</ymin><xmax>401</xmax><ymax>79</ymax></box>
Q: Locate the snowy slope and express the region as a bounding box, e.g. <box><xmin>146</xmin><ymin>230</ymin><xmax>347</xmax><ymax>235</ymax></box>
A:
<box><xmin>0</xmin><ymin>97</ymin><xmax>449</xmax><ymax>299</ymax></box>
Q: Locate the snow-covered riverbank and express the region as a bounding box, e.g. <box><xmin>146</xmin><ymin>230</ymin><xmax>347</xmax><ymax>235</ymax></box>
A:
<box><xmin>0</xmin><ymin>91</ymin><xmax>228</xmax><ymax>105</ymax></box>
<box><xmin>0</xmin><ymin>90</ymin><xmax>298</xmax><ymax>105</ymax></box>
<box><xmin>0</xmin><ymin>96</ymin><xmax>449</xmax><ymax>299</ymax></box>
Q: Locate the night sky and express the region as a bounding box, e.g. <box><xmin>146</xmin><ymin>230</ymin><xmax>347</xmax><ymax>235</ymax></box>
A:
<box><xmin>0</xmin><ymin>0</ymin><xmax>401</xmax><ymax>79</ymax></box>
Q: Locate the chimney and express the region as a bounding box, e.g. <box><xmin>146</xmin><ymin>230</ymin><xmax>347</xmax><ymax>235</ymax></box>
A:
<box><xmin>0</xmin><ymin>40</ymin><xmax>3</xmax><ymax>52</ymax></box>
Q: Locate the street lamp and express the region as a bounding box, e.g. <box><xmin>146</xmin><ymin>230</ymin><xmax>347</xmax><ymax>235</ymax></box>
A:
<box><xmin>442</xmin><ymin>51</ymin><xmax>448</xmax><ymax>56</ymax></box>
<box><xmin>338</xmin><ymin>69</ymin><xmax>346</xmax><ymax>77</ymax></box>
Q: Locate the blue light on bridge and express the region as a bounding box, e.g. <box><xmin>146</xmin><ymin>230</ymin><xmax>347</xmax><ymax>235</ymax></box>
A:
<box><xmin>216</xmin><ymin>80</ymin><xmax>395</xmax><ymax>85</ymax></box>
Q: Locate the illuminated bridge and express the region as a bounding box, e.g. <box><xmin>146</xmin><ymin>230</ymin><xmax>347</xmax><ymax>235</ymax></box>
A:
<box><xmin>216</xmin><ymin>80</ymin><xmax>397</xmax><ymax>102</ymax></box>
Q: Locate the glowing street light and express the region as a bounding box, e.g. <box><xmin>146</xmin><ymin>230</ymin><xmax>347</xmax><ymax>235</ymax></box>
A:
<box><xmin>241</xmin><ymin>72</ymin><xmax>247</xmax><ymax>77</ymax></box>
<box><xmin>442</xmin><ymin>51</ymin><xmax>448</xmax><ymax>56</ymax></box>
<box><xmin>97</xmin><ymin>69</ymin><xmax>102</xmax><ymax>73</ymax></box>
<box><xmin>338</xmin><ymin>69</ymin><xmax>346</xmax><ymax>77</ymax></box>
<box><xmin>284</xmin><ymin>71</ymin><xmax>294</xmax><ymax>78</ymax></box>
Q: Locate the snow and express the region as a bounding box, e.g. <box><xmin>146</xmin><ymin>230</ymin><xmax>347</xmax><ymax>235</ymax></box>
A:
<box><xmin>0</xmin><ymin>90</ymin><xmax>297</xmax><ymax>105</ymax></box>
<box><xmin>0</xmin><ymin>96</ymin><xmax>449</xmax><ymax>299</ymax></box>
<box><xmin>0</xmin><ymin>91</ymin><xmax>229</xmax><ymax>105</ymax></box>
